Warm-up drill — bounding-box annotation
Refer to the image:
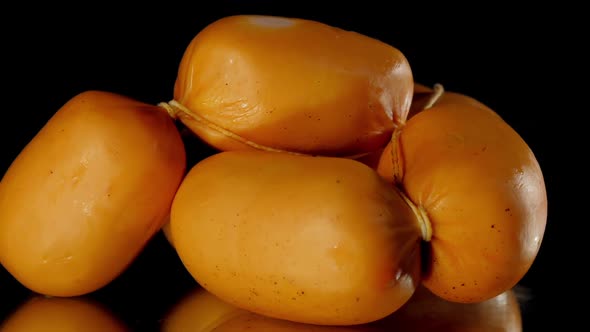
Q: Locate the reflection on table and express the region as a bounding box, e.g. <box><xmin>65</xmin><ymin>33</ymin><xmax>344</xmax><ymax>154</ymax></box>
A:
<box><xmin>161</xmin><ymin>285</ymin><xmax>522</xmax><ymax>332</ymax></box>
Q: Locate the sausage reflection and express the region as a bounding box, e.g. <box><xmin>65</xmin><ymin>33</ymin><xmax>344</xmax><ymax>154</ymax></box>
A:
<box><xmin>371</xmin><ymin>285</ymin><xmax>523</xmax><ymax>331</ymax></box>
<box><xmin>161</xmin><ymin>285</ymin><xmax>522</xmax><ymax>331</ymax></box>
<box><xmin>0</xmin><ymin>294</ymin><xmax>129</xmax><ymax>332</ymax></box>
<box><xmin>161</xmin><ymin>287</ymin><xmax>376</xmax><ymax>331</ymax></box>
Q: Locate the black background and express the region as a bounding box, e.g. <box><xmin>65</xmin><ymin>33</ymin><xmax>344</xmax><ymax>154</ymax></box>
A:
<box><xmin>0</xmin><ymin>1</ymin><xmax>580</xmax><ymax>330</ymax></box>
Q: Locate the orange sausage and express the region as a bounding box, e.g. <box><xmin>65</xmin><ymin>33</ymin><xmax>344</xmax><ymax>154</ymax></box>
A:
<box><xmin>0</xmin><ymin>91</ymin><xmax>186</xmax><ymax>297</ymax></box>
<box><xmin>377</xmin><ymin>87</ymin><xmax>547</xmax><ymax>303</ymax></box>
<box><xmin>356</xmin><ymin>82</ymin><xmax>435</xmax><ymax>168</ymax></box>
<box><xmin>161</xmin><ymin>214</ymin><xmax>174</xmax><ymax>248</ymax></box>
<box><xmin>170</xmin><ymin>15</ymin><xmax>414</xmax><ymax>157</ymax></box>
<box><xmin>170</xmin><ymin>150</ymin><xmax>422</xmax><ymax>325</ymax></box>
<box><xmin>407</xmin><ymin>82</ymin><xmax>434</xmax><ymax>119</ymax></box>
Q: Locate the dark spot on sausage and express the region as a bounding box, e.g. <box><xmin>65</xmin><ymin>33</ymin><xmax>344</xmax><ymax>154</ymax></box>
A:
<box><xmin>225</xmin><ymin>82</ymin><xmax>229</xmax><ymax>86</ymax></box>
<box><xmin>356</xmin><ymin>297</ymin><xmax>360</xmax><ymax>302</ymax></box>
<box><xmin>452</xmin><ymin>287</ymin><xmax>456</xmax><ymax>290</ymax></box>
<box><xmin>505</xmin><ymin>207</ymin><xmax>513</xmax><ymax>216</ymax></box>
<box><xmin>481</xmin><ymin>146</ymin><xmax>487</xmax><ymax>152</ymax></box>
<box><xmin>236</xmin><ymin>213</ymin><xmax>240</xmax><ymax>217</ymax></box>
<box><xmin>307</xmin><ymin>114</ymin><xmax>312</xmax><ymax>119</ymax></box>
<box><xmin>461</xmin><ymin>283</ymin><xmax>465</xmax><ymax>286</ymax></box>
<box><xmin>291</xmin><ymin>297</ymin><xmax>296</xmax><ymax>300</ymax></box>
<box><xmin>336</xmin><ymin>179</ymin><xmax>341</xmax><ymax>184</ymax></box>
<box><xmin>491</xmin><ymin>224</ymin><xmax>495</xmax><ymax>228</ymax></box>
<box><xmin>273</xmin><ymin>281</ymin><xmax>278</xmax><ymax>285</ymax></box>
<box><xmin>49</xmin><ymin>170</ymin><xmax>54</xmax><ymax>174</ymax></box>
